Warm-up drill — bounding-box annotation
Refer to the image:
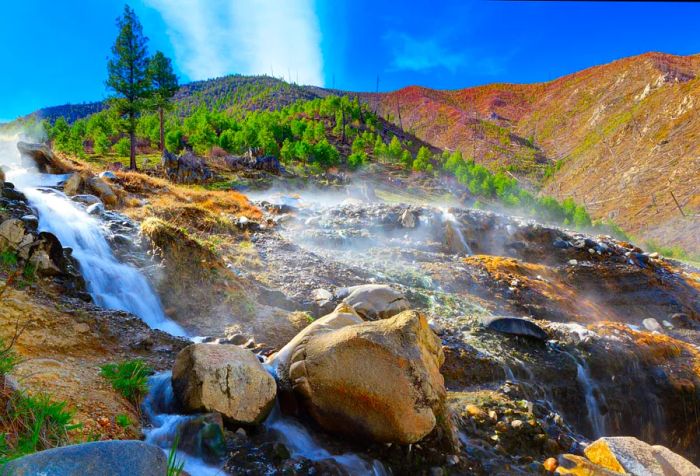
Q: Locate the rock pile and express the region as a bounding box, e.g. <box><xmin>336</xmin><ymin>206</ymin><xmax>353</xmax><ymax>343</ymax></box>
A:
<box><xmin>162</xmin><ymin>150</ymin><xmax>213</xmax><ymax>184</ymax></box>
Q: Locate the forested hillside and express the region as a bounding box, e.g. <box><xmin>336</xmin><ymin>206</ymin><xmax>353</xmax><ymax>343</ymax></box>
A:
<box><xmin>362</xmin><ymin>52</ymin><xmax>700</xmax><ymax>256</ymax></box>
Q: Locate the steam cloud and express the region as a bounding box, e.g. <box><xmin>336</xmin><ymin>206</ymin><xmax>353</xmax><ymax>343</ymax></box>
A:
<box><xmin>144</xmin><ymin>0</ymin><xmax>324</xmax><ymax>85</ymax></box>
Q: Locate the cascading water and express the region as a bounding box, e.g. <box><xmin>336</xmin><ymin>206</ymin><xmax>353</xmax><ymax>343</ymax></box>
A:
<box><xmin>1</xmin><ymin>136</ymin><xmax>185</xmax><ymax>337</ymax></box>
<box><xmin>261</xmin><ymin>363</ymin><xmax>388</xmax><ymax>476</ymax></box>
<box><xmin>142</xmin><ymin>372</ymin><xmax>224</xmax><ymax>476</ymax></box>
<box><xmin>441</xmin><ymin>208</ymin><xmax>473</xmax><ymax>256</ymax></box>
<box><xmin>560</xmin><ymin>351</ymin><xmax>606</xmax><ymax>438</ymax></box>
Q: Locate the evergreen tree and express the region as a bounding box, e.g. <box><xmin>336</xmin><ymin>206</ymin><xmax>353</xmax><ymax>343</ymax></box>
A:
<box><xmin>148</xmin><ymin>51</ymin><xmax>179</xmax><ymax>152</ymax></box>
<box><xmin>106</xmin><ymin>5</ymin><xmax>152</xmax><ymax>170</ymax></box>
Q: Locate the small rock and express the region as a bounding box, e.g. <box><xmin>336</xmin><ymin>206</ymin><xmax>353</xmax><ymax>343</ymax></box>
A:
<box><xmin>99</xmin><ymin>171</ymin><xmax>118</xmax><ymax>180</ymax></box>
<box><xmin>642</xmin><ymin>318</ymin><xmax>662</xmax><ymax>333</ymax></box>
<box><xmin>86</xmin><ymin>202</ymin><xmax>104</xmax><ymax>215</ymax></box>
<box><xmin>511</xmin><ymin>419</ymin><xmax>524</xmax><ymax>430</ymax></box>
<box><xmin>568</xmin><ymin>259</ymin><xmax>578</xmax><ymax>266</ymax></box>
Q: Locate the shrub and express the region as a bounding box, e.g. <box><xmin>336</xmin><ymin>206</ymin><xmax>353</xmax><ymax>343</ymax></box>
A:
<box><xmin>99</xmin><ymin>359</ymin><xmax>153</xmax><ymax>405</ymax></box>
<box><xmin>114</xmin><ymin>137</ymin><xmax>131</xmax><ymax>157</ymax></box>
<box><xmin>115</xmin><ymin>413</ymin><xmax>133</xmax><ymax>428</ymax></box>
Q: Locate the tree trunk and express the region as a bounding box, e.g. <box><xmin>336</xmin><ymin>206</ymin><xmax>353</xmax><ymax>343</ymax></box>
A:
<box><xmin>159</xmin><ymin>107</ymin><xmax>165</xmax><ymax>153</ymax></box>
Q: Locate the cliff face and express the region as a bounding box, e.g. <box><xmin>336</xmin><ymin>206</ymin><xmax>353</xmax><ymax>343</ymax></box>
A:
<box><xmin>365</xmin><ymin>53</ymin><xmax>700</xmax><ymax>254</ymax></box>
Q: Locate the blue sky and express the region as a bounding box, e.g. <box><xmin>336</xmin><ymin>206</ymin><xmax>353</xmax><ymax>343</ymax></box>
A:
<box><xmin>1</xmin><ymin>0</ymin><xmax>699</xmax><ymax>121</ymax></box>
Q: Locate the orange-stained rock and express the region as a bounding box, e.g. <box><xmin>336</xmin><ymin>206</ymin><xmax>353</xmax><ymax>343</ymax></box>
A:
<box><xmin>555</xmin><ymin>454</ymin><xmax>623</xmax><ymax>475</ymax></box>
<box><xmin>543</xmin><ymin>457</ymin><xmax>558</xmax><ymax>472</ymax></box>
<box><xmin>584</xmin><ymin>437</ymin><xmax>700</xmax><ymax>476</ymax></box>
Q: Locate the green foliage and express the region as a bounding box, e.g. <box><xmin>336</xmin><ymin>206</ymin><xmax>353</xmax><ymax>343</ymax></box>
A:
<box><xmin>165</xmin><ymin>129</ymin><xmax>184</xmax><ymax>153</ymax></box>
<box><xmin>643</xmin><ymin>240</ymin><xmax>700</xmax><ymax>263</ymax></box>
<box><xmin>347</xmin><ymin>151</ymin><xmax>367</xmax><ymax>170</ymax></box>
<box><xmin>0</xmin><ymin>337</ymin><xmax>20</xmax><ymax>379</ymax></box>
<box><xmin>106</xmin><ymin>5</ymin><xmax>152</xmax><ymax>168</ymax></box>
<box><xmin>115</xmin><ymin>413</ymin><xmax>133</xmax><ymax>428</ymax></box>
<box><xmin>0</xmin><ymin>392</ymin><xmax>79</xmax><ymax>463</ymax></box>
<box><xmin>412</xmin><ymin>146</ymin><xmax>433</xmax><ymax>173</ymax></box>
<box><xmin>167</xmin><ymin>434</ymin><xmax>185</xmax><ymax>476</ymax></box>
<box><xmin>114</xmin><ymin>137</ymin><xmax>131</xmax><ymax>157</ymax></box>
<box><xmin>0</xmin><ymin>250</ymin><xmax>18</xmax><ymax>268</ymax></box>
<box><xmin>99</xmin><ymin>359</ymin><xmax>153</xmax><ymax>405</ymax></box>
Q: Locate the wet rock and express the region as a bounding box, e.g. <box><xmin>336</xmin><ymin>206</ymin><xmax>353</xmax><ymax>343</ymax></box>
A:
<box><xmin>400</xmin><ymin>209</ymin><xmax>417</xmax><ymax>228</ymax></box>
<box><xmin>175</xmin><ymin>414</ymin><xmax>226</xmax><ymax>463</ymax></box>
<box><xmin>63</xmin><ymin>173</ymin><xmax>84</xmax><ymax>196</ymax></box>
<box><xmin>2</xmin><ymin>440</ymin><xmax>168</xmax><ymax>476</ymax></box>
<box><xmin>479</xmin><ymin>315</ymin><xmax>548</xmax><ymax>341</ymax></box>
<box><xmin>584</xmin><ymin>436</ymin><xmax>700</xmax><ymax>476</ymax></box>
<box><xmin>642</xmin><ymin>318</ymin><xmax>662</xmax><ymax>332</ymax></box>
<box><xmin>172</xmin><ymin>343</ymin><xmax>277</xmax><ymax>425</ymax></box>
<box><xmin>2</xmin><ymin>185</ymin><xmax>26</xmax><ymax>201</ymax></box>
<box><xmin>543</xmin><ymin>457</ymin><xmax>558</xmax><ymax>472</ymax></box>
<box><xmin>99</xmin><ymin>171</ymin><xmax>118</xmax><ymax>180</ymax></box>
<box><xmin>71</xmin><ymin>194</ymin><xmax>102</xmax><ymax>206</ymax></box>
<box><xmin>86</xmin><ymin>202</ymin><xmax>104</xmax><ymax>216</ymax></box>
<box><xmin>17</xmin><ymin>141</ymin><xmax>70</xmax><ymax>174</ymax></box>
<box><xmin>337</xmin><ymin>284</ymin><xmax>410</xmax><ymax>320</ymax></box>
<box><xmin>286</xmin><ymin>309</ymin><xmax>447</xmax><ymax>444</ymax></box>
<box><xmin>20</xmin><ymin>214</ymin><xmax>38</xmax><ymax>231</ymax></box>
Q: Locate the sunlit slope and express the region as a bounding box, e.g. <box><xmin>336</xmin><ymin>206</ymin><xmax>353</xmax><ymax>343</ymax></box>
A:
<box><xmin>364</xmin><ymin>52</ymin><xmax>700</xmax><ymax>254</ymax></box>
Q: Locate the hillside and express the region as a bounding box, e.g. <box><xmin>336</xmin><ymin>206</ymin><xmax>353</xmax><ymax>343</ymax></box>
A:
<box><xmin>15</xmin><ymin>53</ymin><xmax>700</xmax><ymax>254</ymax></box>
<box><xmin>362</xmin><ymin>52</ymin><xmax>700</xmax><ymax>255</ymax></box>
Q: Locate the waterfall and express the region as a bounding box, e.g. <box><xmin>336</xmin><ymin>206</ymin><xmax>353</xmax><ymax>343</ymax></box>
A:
<box><xmin>441</xmin><ymin>208</ymin><xmax>473</xmax><ymax>255</ymax></box>
<box><xmin>1</xmin><ymin>137</ymin><xmax>185</xmax><ymax>337</ymax></box>
<box><xmin>575</xmin><ymin>360</ymin><xmax>606</xmax><ymax>438</ymax></box>
<box><xmin>560</xmin><ymin>350</ymin><xmax>607</xmax><ymax>438</ymax></box>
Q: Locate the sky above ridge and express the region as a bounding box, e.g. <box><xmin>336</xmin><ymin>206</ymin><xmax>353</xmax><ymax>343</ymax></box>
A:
<box><xmin>1</xmin><ymin>0</ymin><xmax>700</xmax><ymax>121</ymax></box>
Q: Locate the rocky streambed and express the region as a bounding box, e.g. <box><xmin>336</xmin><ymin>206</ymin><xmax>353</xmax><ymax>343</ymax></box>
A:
<box><xmin>2</xmin><ymin>141</ymin><xmax>700</xmax><ymax>475</ymax></box>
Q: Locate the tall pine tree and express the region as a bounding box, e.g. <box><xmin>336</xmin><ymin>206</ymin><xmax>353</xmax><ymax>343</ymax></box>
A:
<box><xmin>148</xmin><ymin>51</ymin><xmax>178</xmax><ymax>153</ymax></box>
<box><xmin>106</xmin><ymin>5</ymin><xmax>151</xmax><ymax>170</ymax></box>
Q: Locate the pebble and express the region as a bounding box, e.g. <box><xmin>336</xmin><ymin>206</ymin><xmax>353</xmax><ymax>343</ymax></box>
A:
<box><xmin>568</xmin><ymin>259</ymin><xmax>578</xmax><ymax>265</ymax></box>
<box><xmin>511</xmin><ymin>419</ymin><xmax>524</xmax><ymax>430</ymax></box>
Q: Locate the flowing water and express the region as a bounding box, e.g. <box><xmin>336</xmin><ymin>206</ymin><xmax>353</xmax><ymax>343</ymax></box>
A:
<box><xmin>142</xmin><ymin>373</ymin><xmax>224</xmax><ymax>476</ymax></box>
<box><xmin>1</xmin><ymin>136</ymin><xmax>185</xmax><ymax>336</ymax></box>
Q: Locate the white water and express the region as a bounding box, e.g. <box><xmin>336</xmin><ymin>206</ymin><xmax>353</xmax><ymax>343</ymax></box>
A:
<box><xmin>560</xmin><ymin>350</ymin><xmax>606</xmax><ymax>438</ymax></box>
<box><xmin>575</xmin><ymin>360</ymin><xmax>606</xmax><ymax>438</ymax></box>
<box><xmin>441</xmin><ymin>208</ymin><xmax>473</xmax><ymax>255</ymax></box>
<box><xmin>1</xmin><ymin>136</ymin><xmax>185</xmax><ymax>336</ymax></box>
<box><xmin>143</xmin><ymin>373</ymin><xmax>223</xmax><ymax>476</ymax></box>
<box><xmin>262</xmin><ymin>364</ymin><xmax>388</xmax><ymax>476</ymax></box>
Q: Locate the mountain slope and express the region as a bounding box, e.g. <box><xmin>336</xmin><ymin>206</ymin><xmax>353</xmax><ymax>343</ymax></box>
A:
<box><xmin>363</xmin><ymin>52</ymin><xmax>700</xmax><ymax>254</ymax></box>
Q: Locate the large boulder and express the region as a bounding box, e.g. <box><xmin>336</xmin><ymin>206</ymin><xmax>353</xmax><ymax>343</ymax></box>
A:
<box><xmin>0</xmin><ymin>218</ymin><xmax>26</xmax><ymax>249</ymax></box>
<box><xmin>337</xmin><ymin>284</ymin><xmax>411</xmax><ymax>320</ymax></box>
<box><xmin>284</xmin><ymin>309</ymin><xmax>447</xmax><ymax>444</ymax></box>
<box><xmin>269</xmin><ymin>303</ymin><xmax>364</xmax><ymax>378</ymax></box>
<box><xmin>2</xmin><ymin>440</ymin><xmax>167</xmax><ymax>476</ymax></box>
<box><xmin>162</xmin><ymin>150</ymin><xmax>213</xmax><ymax>184</ymax></box>
<box><xmin>584</xmin><ymin>437</ymin><xmax>700</xmax><ymax>476</ymax></box>
<box><xmin>172</xmin><ymin>343</ymin><xmax>277</xmax><ymax>425</ymax></box>
<box><xmin>17</xmin><ymin>141</ymin><xmax>70</xmax><ymax>174</ymax></box>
